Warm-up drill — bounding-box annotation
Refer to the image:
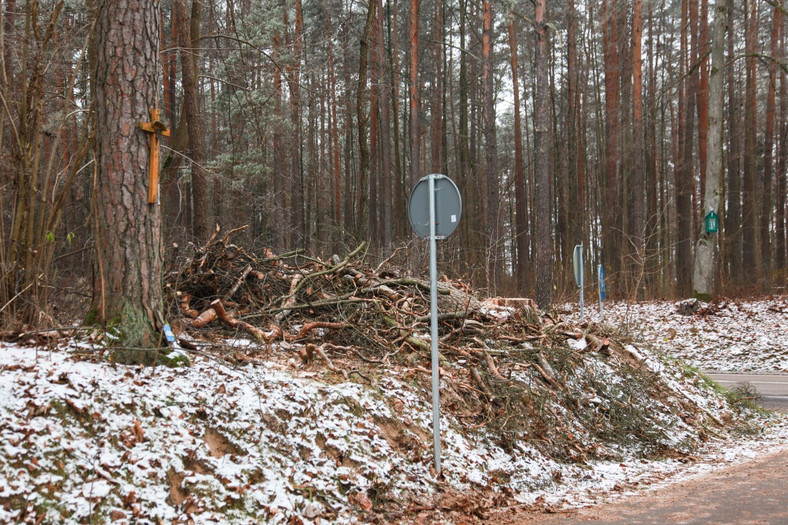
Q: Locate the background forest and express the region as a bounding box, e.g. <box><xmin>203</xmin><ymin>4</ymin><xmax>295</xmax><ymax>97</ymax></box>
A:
<box><xmin>0</xmin><ymin>0</ymin><xmax>786</xmax><ymax>329</ymax></box>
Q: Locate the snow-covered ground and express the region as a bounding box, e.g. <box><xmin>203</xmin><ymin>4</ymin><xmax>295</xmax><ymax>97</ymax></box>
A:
<box><xmin>1</xmin><ymin>296</ymin><xmax>787</xmax><ymax>523</ymax></box>
<box><xmin>564</xmin><ymin>296</ymin><xmax>788</xmax><ymax>373</ymax></box>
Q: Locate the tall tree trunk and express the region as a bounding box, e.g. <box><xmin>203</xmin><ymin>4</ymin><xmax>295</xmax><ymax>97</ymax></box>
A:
<box><xmin>356</xmin><ymin>0</ymin><xmax>375</xmax><ymax>239</ymax></box>
<box><xmin>273</xmin><ymin>29</ymin><xmax>288</xmax><ymax>249</ymax></box>
<box><xmin>94</xmin><ymin>0</ymin><xmax>164</xmax><ymax>348</ymax></box>
<box><xmin>509</xmin><ymin>16</ymin><xmax>527</xmax><ymax>292</ymax></box>
<box><xmin>692</xmin><ymin>0</ymin><xmax>725</xmax><ymax>299</ymax></box>
<box><xmin>567</xmin><ymin>0</ymin><xmax>583</xmax><ymax>270</ymax></box>
<box><xmin>631</xmin><ymin>0</ymin><xmax>646</xmax><ymax>295</ymax></box>
<box><xmin>289</xmin><ymin>0</ymin><xmax>305</xmax><ymax>247</ymax></box>
<box><xmin>697</xmin><ymin>0</ymin><xmax>710</xmax><ymax>213</ymax></box>
<box><xmin>725</xmin><ymin>0</ymin><xmax>742</xmax><ymax>284</ymax></box>
<box><xmin>777</xmin><ymin>8</ymin><xmax>788</xmax><ymax>271</ymax></box>
<box><xmin>677</xmin><ymin>0</ymin><xmax>697</xmax><ymax>297</ymax></box>
<box><xmin>763</xmin><ymin>1</ymin><xmax>780</xmax><ymax>281</ymax></box>
<box><xmin>602</xmin><ymin>0</ymin><xmax>620</xmax><ymax>296</ymax></box>
<box><xmin>377</xmin><ymin>0</ymin><xmax>393</xmax><ymax>250</ymax></box>
<box><xmin>323</xmin><ymin>4</ymin><xmax>342</xmax><ymax>241</ymax></box>
<box><xmin>534</xmin><ymin>0</ymin><xmax>552</xmax><ymax>308</ymax></box>
<box><xmin>742</xmin><ymin>0</ymin><xmax>759</xmax><ymax>278</ymax></box>
<box><xmin>429</xmin><ymin>0</ymin><xmax>444</xmax><ymax>176</ymax></box>
<box><xmin>482</xmin><ymin>0</ymin><xmax>499</xmax><ymax>291</ymax></box>
<box><xmin>175</xmin><ymin>0</ymin><xmax>209</xmax><ymax>241</ymax></box>
<box><xmin>408</xmin><ymin>0</ymin><xmax>420</xmax><ymax>187</ymax></box>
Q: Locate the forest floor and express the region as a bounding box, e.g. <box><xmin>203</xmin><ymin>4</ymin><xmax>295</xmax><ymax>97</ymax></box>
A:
<box><xmin>1</xmin><ymin>240</ymin><xmax>786</xmax><ymax>523</ymax></box>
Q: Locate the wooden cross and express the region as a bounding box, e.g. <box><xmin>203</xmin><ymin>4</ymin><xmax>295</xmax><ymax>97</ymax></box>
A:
<box><xmin>139</xmin><ymin>108</ymin><xmax>171</xmax><ymax>204</ymax></box>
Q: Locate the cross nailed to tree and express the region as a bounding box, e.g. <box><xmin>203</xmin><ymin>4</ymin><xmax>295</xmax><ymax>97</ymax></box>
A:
<box><xmin>139</xmin><ymin>108</ymin><xmax>171</xmax><ymax>204</ymax></box>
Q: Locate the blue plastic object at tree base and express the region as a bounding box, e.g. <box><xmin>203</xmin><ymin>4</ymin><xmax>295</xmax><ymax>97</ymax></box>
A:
<box><xmin>163</xmin><ymin>324</ymin><xmax>175</xmax><ymax>344</ymax></box>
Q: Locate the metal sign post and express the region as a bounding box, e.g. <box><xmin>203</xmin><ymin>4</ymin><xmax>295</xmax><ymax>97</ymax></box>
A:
<box><xmin>408</xmin><ymin>174</ymin><xmax>461</xmax><ymax>477</ymax></box>
<box><xmin>573</xmin><ymin>243</ymin><xmax>584</xmax><ymax>320</ymax></box>
<box><xmin>598</xmin><ymin>264</ymin><xmax>606</xmax><ymax>322</ymax></box>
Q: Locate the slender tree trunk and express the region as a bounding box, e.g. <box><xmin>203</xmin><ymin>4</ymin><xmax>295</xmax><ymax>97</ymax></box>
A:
<box><xmin>289</xmin><ymin>0</ymin><xmax>305</xmax><ymax>247</ymax></box>
<box><xmin>94</xmin><ymin>0</ymin><xmax>164</xmax><ymax>348</ymax></box>
<box><xmin>631</xmin><ymin>0</ymin><xmax>646</xmax><ymax>295</ymax></box>
<box><xmin>763</xmin><ymin>1</ymin><xmax>779</xmax><ymax>281</ymax></box>
<box><xmin>323</xmin><ymin>5</ymin><xmax>341</xmax><ymax>240</ymax></box>
<box><xmin>602</xmin><ymin>0</ymin><xmax>620</xmax><ymax>296</ymax></box>
<box><xmin>743</xmin><ymin>0</ymin><xmax>758</xmax><ymax>277</ymax></box>
<box><xmin>725</xmin><ymin>0</ymin><xmax>742</xmax><ymax>284</ymax></box>
<box><xmin>482</xmin><ymin>0</ymin><xmax>499</xmax><ymax>291</ymax></box>
<box><xmin>509</xmin><ymin>16</ymin><xmax>527</xmax><ymax>292</ymax></box>
<box><xmin>692</xmin><ymin>0</ymin><xmax>725</xmax><ymax>299</ymax></box>
<box><xmin>777</xmin><ymin>8</ymin><xmax>788</xmax><ymax>271</ymax></box>
<box><xmin>377</xmin><ymin>0</ymin><xmax>392</xmax><ymax>250</ymax></box>
<box><xmin>409</xmin><ymin>0</ymin><xmax>420</xmax><ymax>187</ymax></box>
<box><xmin>677</xmin><ymin>0</ymin><xmax>697</xmax><ymax>297</ymax></box>
<box><xmin>697</xmin><ymin>0</ymin><xmax>710</xmax><ymax>212</ymax></box>
<box><xmin>356</xmin><ymin>0</ymin><xmax>375</xmax><ymax>239</ymax></box>
<box><xmin>175</xmin><ymin>0</ymin><xmax>209</xmax><ymax>241</ymax></box>
<box><xmin>534</xmin><ymin>0</ymin><xmax>552</xmax><ymax>308</ymax></box>
<box><xmin>430</xmin><ymin>0</ymin><xmax>444</xmax><ymax>176</ymax></box>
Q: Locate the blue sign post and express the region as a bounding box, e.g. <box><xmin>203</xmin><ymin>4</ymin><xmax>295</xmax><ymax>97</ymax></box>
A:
<box><xmin>598</xmin><ymin>264</ymin><xmax>606</xmax><ymax>322</ymax></box>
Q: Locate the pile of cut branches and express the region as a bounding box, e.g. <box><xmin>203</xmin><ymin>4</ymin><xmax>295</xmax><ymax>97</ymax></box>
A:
<box><xmin>165</xmin><ymin>226</ymin><xmax>740</xmax><ymax>463</ymax></box>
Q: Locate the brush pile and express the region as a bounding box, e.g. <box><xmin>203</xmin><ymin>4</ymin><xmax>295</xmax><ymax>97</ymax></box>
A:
<box><xmin>166</xmin><ymin>226</ymin><xmax>740</xmax><ymax>463</ymax></box>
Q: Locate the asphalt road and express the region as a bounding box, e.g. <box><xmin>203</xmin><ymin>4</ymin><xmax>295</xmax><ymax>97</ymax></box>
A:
<box><xmin>706</xmin><ymin>373</ymin><xmax>788</xmax><ymax>412</ymax></box>
<box><xmin>509</xmin><ymin>446</ymin><xmax>788</xmax><ymax>524</ymax></box>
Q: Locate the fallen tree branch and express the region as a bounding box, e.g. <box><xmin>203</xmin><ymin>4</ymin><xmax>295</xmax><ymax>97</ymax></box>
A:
<box><xmin>211</xmin><ymin>299</ymin><xmax>268</xmax><ymax>342</ymax></box>
<box><xmin>294</xmin><ymin>321</ymin><xmax>347</xmax><ymax>340</ymax></box>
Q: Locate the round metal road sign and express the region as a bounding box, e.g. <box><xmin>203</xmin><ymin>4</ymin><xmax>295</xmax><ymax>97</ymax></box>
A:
<box><xmin>408</xmin><ymin>174</ymin><xmax>462</xmax><ymax>239</ymax></box>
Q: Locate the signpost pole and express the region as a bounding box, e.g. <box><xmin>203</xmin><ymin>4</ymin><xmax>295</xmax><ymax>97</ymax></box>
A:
<box><xmin>409</xmin><ymin>173</ymin><xmax>460</xmax><ymax>478</ymax></box>
<box><xmin>574</xmin><ymin>243</ymin><xmax>584</xmax><ymax>321</ymax></box>
<box><xmin>428</xmin><ymin>175</ymin><xmax>441</xmax><ymax>476</ymax></box>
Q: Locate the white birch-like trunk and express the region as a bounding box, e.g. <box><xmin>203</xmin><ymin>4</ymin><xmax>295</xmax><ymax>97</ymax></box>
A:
<box><xmin>692</xmin><ymin>0</ymin><xmax>726</xmax><ymax>299</ymax></box>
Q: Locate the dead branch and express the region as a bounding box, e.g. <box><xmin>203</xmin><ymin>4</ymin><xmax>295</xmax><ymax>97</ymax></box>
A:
<box><xmin>294</xmin><ymin>321</ymin><xmax>347</xmax><ymax>340</ymax></box>
<box><xmin>211</xmin><ymin>299</ymin><xmax>268</xmax><ymax>342</ymax></box>
<box><xmin>483</xmin><ymin>351</ymin><xmax>505</xmax><ymax>380</ymax></box>
<box><xmin>226</xmin><ymin>264</ymin><xmax>252</xmax><ymax>299</ymax></box>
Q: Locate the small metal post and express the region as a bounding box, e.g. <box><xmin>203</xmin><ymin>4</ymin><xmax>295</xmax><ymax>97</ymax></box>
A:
<box><xmin>428</xmin><ymin>174</ymin><xmax>441</xmax><ymax>476</ymax></box>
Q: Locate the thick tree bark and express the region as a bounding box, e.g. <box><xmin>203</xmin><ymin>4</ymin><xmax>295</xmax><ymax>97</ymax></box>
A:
<box><xmin>692</xmin><ymin>0</ymin><xmax>725</xmax><ymax>299</ymax></box>
<box><xmin>534</xmin><ymin>0</ymin><xmax>552</xmax><ymax>308</ymax></box>
<box><xmin>94</xmin><ymin>0</ymin><xmax>164</xmax><ymax>347</ymax></box>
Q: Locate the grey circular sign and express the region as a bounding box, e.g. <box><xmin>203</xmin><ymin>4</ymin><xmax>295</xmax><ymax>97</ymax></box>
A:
<box><xmin>408</xmin><ymin>174</ymin><xmax>462</xmax><ymax>239</ymax></box>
